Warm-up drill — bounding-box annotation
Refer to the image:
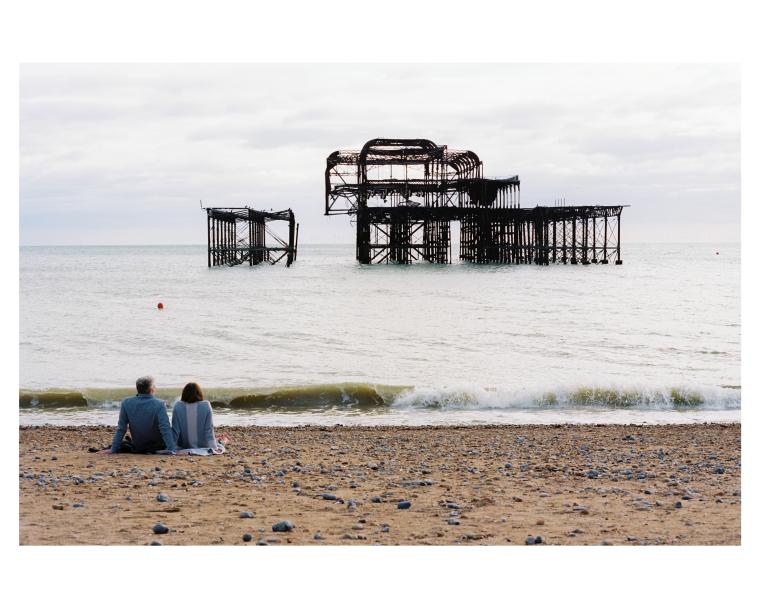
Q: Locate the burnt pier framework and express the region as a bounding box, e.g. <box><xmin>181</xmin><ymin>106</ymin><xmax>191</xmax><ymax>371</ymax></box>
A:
<box><xmin>205</xmin><ymin>207</ymin><xmax>298</xmax><ymax>267</ymax></box>
<box><xmin>326</xmin><ymin>138</ymin><xmax>625</xmax><ymax>265</ymax></box>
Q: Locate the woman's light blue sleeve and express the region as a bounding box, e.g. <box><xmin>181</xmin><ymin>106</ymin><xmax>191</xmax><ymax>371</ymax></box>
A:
<box><xmin>171</xmin><ymin>403</ymin><xmax>182</xmax><ymax>444</ymax></box>
<box><xmin>204</xmin><ymin>402</ymin><xmax>217</xmax><ymax>447</ymax></box>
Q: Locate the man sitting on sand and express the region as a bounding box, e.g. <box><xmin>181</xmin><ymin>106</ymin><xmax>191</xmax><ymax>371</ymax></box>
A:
<box><xmin>110</xmin><ymin>376</ymin><xmax>177</xmax><ymax>454</ymax></box>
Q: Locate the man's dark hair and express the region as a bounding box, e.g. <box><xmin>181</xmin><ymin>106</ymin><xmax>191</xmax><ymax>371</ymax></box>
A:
<box><xmin>136</xmin><ymin>376</ymin><xmax>155</xmax><ymax>395</ymax></box>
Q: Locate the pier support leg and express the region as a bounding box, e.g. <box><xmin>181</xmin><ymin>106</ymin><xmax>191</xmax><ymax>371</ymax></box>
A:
<box><xmin>356</xmin><ymin>208</ymin><xmax>371</xmax><ymax>264</ymax></box>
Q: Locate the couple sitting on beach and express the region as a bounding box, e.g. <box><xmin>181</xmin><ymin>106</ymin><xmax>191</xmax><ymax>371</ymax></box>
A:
<box><xmin>107</xmin><ymin>376</ymin><xmax>229</xmax><ymax>456</ymax></box>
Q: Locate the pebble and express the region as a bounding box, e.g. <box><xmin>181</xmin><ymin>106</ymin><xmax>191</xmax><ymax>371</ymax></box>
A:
<box><xmin>713</xmin><ymin>466</ymin><xmax>725</xmax><ymax>474</ymax></box>
<box><xmin>447</xmin><ymin>518</ymin><xmax>460</xmax><ymax>525</ymax></box>
<box><xmin>381</xmin><ymin>525</ymin><xmax>390</xmax><ymax>533</ymax></box>
<box><xmin>397</xmin><ymin>500</ymin><xmax>412</xmax><ymax>509</ymax></box>
<box><xmin>152</xmin><ymin>523</ymin><xmax>169</xmax><ymax>534</ymax></box>
<box><xmin>675</xmin><ymin>501</ymin><xmax>683</xmax><ymax>509</ymax></box>
<box><xmin>239</xmin><ymin>511</ymin><xmax>254</xmax><ymax>518</ymax></box>
<box><xmin>150</xmin><ymin>541</ymin><xmax>162</xmax><ymax>546</ymax></box>
<box><xmin>370</xmin><ymin>496</ymin><xmax>383</xmax><ymax>503</ymax></box>
<box><xmin>525</xmin><ymin>535</ymin><xmax>536</xmax><ymax>545</ymax></box>
<box><xmin>512</xmin><ymin>496</ymin><xmax>523</xmax><ymax>502</ymax></box>
<box><xmin>352</xmin><ymin>524</ymin><xmax>364</xmax><ymax>530</ymax></box>
<box><xmin>272</xmin><ymin>520</ymin><xmax>295</xmax><ymax>532</ymax></box>
<box><xmin>314</xmin><ymin>533</ymin><xmax>323</xmax><ymax>540</ymax></box>
<box><xmin>520</xmin><ymin>464</ymin><xmax>530</xmax><ymax>472</ymax></box>
<box><xmin>321</xmin><ymin>493</ymin><xmax>338</xmax><ymax>501</ymax></box>
<box><xmin>242</xmin><ymin>533</ymin><xmax>253</xmax><ymax>542</ymax></box>
<box><xmin>156</xmin><ymin>493</ymin><xmax>169</xmax><ymax>503</ymax></box>
<box><xmin>445</xmin><ymin>502</ymin><xmax>461</xmax><ymax>509</ymax></box>
<box><xmin>257</xmin><ymin>540</ymin><xmax>269</xmax><ymax>546</ymax></box>
<box><xmin>73</xmin><ymin>502</ymin><xmax>84</xmax><ymax>508</ymax></box>
<box><xmin>586</xmin><ymin>470</ymin><xmax>599</xmax><ymax>479</ymax></box>
<box><xmin>636</xmin><ymin>472</ymin><xmax>647</xmax><ymax>480</ymax></box>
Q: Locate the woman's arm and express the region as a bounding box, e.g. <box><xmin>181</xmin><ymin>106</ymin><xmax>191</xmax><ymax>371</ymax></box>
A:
<box><xmin>171</xmin><ymin>402</ymin><xmax>183</xmax><ymax>445</ymax></box>
<box><xmin>203</xmin><ymin>402</ymin><xmax>217</xmax><ymax>447</ymax></box>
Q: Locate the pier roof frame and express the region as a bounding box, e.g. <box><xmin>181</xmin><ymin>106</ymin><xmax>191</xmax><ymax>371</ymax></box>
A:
<box><xmin>325</xmin><ymin>137</ymin><xmax>518</xmax><ymax>215</ymax></box>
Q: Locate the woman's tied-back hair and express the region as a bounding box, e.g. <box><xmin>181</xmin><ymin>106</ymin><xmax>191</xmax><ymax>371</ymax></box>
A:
<box><xmin>136</xmin><ymin>376</ymin><xmax>155</xmax><ymax>395</ymax></box>
<box><xmin>181</xmin><ymin>382</ymin><xmax>204</xmax><ymax>404</ymax></box>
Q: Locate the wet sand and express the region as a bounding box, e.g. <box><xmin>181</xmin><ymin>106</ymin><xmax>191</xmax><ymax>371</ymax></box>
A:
<box><xmin>19</xmin><ymin>424</ymin><xmax>740</xmax><ymax>545</ymax></box>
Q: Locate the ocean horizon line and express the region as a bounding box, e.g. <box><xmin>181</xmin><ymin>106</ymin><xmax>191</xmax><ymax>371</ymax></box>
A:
<box><xmin>19</xmin><ymin>240</ymin><xmax>742</xmax><ymax>248</ymax></box>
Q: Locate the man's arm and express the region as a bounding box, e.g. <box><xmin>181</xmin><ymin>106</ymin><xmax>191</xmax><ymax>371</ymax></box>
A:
<box><xmin>157</xmin><ymin>403</ymin><xmax>177</xmax><ymax>452</ymax></box>
<box><xmin>110</xmin><ymin>404</ymin><xmax>128</xmax><ymax>453</ymax></box>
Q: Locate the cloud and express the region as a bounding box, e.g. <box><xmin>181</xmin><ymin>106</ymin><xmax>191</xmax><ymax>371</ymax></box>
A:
<box><xmin>20</xmin><ymin>63</ymin><xmax>740</xmax><ymax>245</ymax></box>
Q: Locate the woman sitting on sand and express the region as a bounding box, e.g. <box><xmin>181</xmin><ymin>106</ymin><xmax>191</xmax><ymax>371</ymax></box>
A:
<box><xmin>171</xmin><ymin>382</ymin><xmax>229</xmax><ymax>454</ymax></box>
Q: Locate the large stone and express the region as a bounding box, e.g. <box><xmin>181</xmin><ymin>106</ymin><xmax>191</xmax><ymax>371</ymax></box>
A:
<box><xmin>272</xmin><ymin>520</ymin><xmax>295</xmax><ymax>532</ymax></box>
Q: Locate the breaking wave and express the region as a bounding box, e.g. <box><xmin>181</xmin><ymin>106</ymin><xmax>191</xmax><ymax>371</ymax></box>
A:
<box><xmin>19</xmin><ymin>382</ymin><xmax>741</xmax><ymax>412</ymax></box>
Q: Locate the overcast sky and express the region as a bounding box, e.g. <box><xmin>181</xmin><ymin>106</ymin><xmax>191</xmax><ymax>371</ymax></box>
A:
<box><xmin>20</xmin><ymin>63</ymin><xmax>740</xmax><ymax>245</ymax></box>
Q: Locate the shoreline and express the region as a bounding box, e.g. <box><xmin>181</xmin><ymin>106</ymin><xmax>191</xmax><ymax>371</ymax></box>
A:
<box><xmin>20</xmin><ymin>423</ymin><xmax>741</xmax><ymax>545</ymax></box>
<box><xmin>18</xmin><ymin>409</ymin><xmax>742</xmax><ymax>427</ymax></box>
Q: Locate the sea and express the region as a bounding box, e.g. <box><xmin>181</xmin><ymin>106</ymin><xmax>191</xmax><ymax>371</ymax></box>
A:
<box><xmin>19</xmin><ymin>243</ymin><xmax>740</xmax><ymax>427</ymax></box>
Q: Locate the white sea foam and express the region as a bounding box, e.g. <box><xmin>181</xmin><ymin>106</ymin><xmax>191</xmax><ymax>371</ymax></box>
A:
<box><xmin>390</xmin><ymin>383</ymin><xmax>741</xmax><ymax>411</ymax></box>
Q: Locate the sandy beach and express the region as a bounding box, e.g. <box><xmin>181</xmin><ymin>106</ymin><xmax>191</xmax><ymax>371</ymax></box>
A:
<box><xmin>19</xmin><ymin>423</ymin><xmax>740</xmax><ymax>545</ymax></box>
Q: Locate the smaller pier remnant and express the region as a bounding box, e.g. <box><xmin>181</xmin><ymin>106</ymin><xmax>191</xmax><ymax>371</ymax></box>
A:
<box><xmin>204</xmin><ymin>206</ymin><xmax>299</xmax><ymax>267</ymax></box>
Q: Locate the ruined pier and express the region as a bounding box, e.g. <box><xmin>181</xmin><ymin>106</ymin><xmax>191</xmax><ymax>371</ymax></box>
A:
<box><xmin>205</xmin><ymin>206</ymin><xmax>298</xmax><ymax>267</ymax></box>
<box><xmin>325</xmin><ymin>138</ymin><xmax>625</xmax><ymax>265</ymax></box>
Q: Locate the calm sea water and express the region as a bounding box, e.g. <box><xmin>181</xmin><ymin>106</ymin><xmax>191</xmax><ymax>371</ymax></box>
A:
<box><xmin>19</xmin><ymin>243</ymin><xmax>740</xmax><ymax>426</ymax></box>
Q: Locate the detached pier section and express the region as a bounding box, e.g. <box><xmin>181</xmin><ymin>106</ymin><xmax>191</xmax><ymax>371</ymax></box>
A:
<box><xmin>205</xmin><ymin>207</ymin><xmax>298</xmax><ymax>267</ymax></box>
<box><xmin>325</xmin><ymin>138</ymin><xmax>625</xmax><ymax>265</ymax></box>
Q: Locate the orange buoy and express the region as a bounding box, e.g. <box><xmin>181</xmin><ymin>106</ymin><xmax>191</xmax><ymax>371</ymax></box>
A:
<box><xmin>157</xmin><ymin>302</ymin><xmax>164</xmax><ymax>310</ymax></box>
